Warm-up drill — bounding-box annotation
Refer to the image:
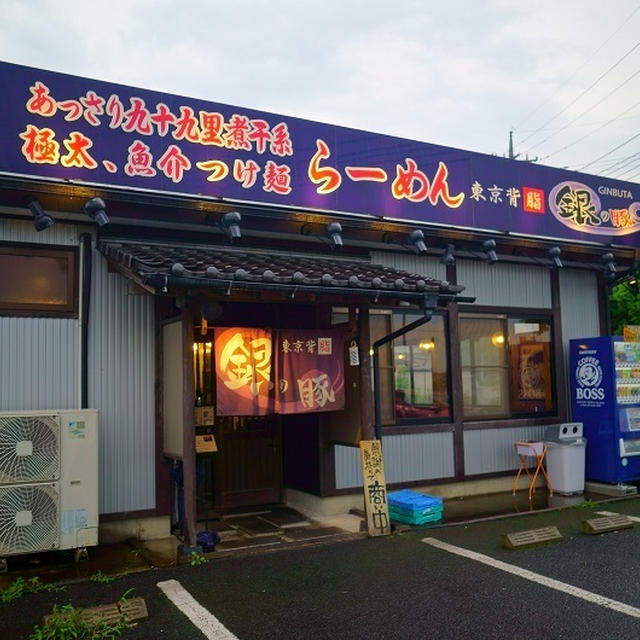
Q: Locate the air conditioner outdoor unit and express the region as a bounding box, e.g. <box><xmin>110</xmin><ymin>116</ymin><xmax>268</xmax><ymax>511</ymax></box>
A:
<box><xmin>0</xmin><ymin>409</ymin><xmax>98</xmax><ymax>570</ymax></box>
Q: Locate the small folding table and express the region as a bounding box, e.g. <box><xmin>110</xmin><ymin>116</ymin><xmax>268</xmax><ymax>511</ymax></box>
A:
<box><xmin>512</xmin><ymin>441</ymin><xmax>553</xmax><ymax>500</ymax></box>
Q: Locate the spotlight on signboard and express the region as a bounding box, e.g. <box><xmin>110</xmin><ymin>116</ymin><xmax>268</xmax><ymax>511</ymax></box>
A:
<box><xmin>83</xmin><ymin>197</ymin><xmax>109</xmax><ymax>227</ymax></box>
<box><xmin>325</xmin><ymin>222</ymin><xmax>343</xmax><ymax>249</ymax></box>
<box><xmin>548</xmin><ymin>246</ymin><xmax>563</xmax><ymax>269</ymax></box>
<box><xmin>220</xmin><ymin>211</ymin><xmax>241</xmax><ymax>241</ymax></box>
<box><xmin>25</xmin><ymin>197</ymin><xmax>54</xmax><ymax>232</ymax></box>
<box><xmin>601</xmin><ymin>253</ymin><xmax>616</xmax><ymax>282</ymax></box>
<box><xmin>408</xmin><ymin>229</ymin><xmax>427</xmax><ymax>255</ymax></box>
<box><xmin>440</xmin><ymin>244</ymin><xmax>456</xmax><ymax>266</ymax></box>
<box><xmin>481</xmin><ymin>239</ymin><xmax>498</xmax><ymax>264</ymax></box>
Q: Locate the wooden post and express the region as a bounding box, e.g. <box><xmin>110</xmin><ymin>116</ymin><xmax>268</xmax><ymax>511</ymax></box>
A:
<box><xmin>181</xmin><ymin>305</ymin><xmax>197</xmax><ymax>548</ymax></box>
<box><xmin>358</xmin><ymin>304</ymin><xmax>375</xmax><ymax>441</ymax></box>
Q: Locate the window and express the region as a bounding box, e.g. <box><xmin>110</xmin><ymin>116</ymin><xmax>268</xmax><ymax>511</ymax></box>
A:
<box><xmin>460</xmin><ymin>313</ymin><xmax>555</xmax><ymax>419</ymax></box>
<box><xmin>391</xmin><ymin>312</ymin><xmax>449</xmax><ymax>422</ymax></box>
<box><xmin>332</xmin><ymin>308</ymin><xmax>450</xmax><ymax>425</ymax></box>
<box><xmin>368</xmin><ymin>310</ymin><xmax>450</xmax><ymax>425</ymax></box>
<box><xmin>0</xmin><ymin>244</ymin><xmax>77</xmax><ymax>317</ymax></box>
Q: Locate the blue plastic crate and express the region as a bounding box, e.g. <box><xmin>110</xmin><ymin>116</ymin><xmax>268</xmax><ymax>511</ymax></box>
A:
<box><xmin>389</xmin><ymin>505</ymin><xmax>442</xmax><ymax>518</ymax></box>
<box><xmin>389</xmin><ymin>505</ymin><xmax>442</xmax><ymax>525</ymax></box>
<box><xmin>387</xmin><ymin>489</ymin><xmax>443</xmax><ymax>514</ymax></box>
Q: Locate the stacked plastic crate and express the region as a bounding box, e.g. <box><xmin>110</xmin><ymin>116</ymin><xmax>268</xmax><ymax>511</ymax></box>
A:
<box><xmin>388</xmin><ymin>489</ymin><xmax>443</xmax><ymax>525</ymax></box>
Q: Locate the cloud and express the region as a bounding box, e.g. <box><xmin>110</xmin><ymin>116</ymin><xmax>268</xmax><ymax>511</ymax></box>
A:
<box><xmin>1</xmin><ymin>0</ymin><xmax>639</xmax><ymax>175</ymax></box>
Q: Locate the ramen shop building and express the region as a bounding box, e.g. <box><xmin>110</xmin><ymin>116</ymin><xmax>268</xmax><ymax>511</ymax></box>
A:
<box><xmin>0</xmin><ymin>61</ymin><xmax>638</xmax><ymax>546</ymax></box>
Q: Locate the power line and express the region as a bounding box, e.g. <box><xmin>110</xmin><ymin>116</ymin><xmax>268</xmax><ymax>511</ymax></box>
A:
<box><xmin>517</xmin><ymin>113</ymin><xmax>640</xmax><ymax>135</ymax></box>
<box><xmin>624</xmin><ymin>168</ymin><xmax>640</xmax><ymax>181</ymax></box>
<box><xmin>517</xmin><ymin>38</ymin><xmax>640</xmax><ymax>147</ymax></box>
<box><xmin>613</xmin><ymin>157</ymin><xmax>640</xmax><ymax>179</ymax></box>
<box><xmin>528</xmin><ymin>68</ymin><xmax>640</xmax><ymax>156</ymax></box>
<box><xmin>578</xmin><ymin>130</ymin><xmax>640</xmax><ymax>170</ymax></box>
<box><xmin>598</xmin><ymin>151</ymin><xmax>640</xmax><ymax>174</ymax></box>
<box><xmin>514</xmin><ymin>5</ymin><xmax>640</xmax><ymax>130</ymax></box>
<box><xmin>541</xmin><ymin>97</ymin><xmax>640</xmax><ymax>160</ymax></box>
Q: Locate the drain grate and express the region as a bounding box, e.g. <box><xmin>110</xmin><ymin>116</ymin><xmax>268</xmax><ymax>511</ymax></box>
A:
<box><xmin>43</xmin><ymin>598</ymin><xmax>148</xmax><ymax>628</ymax></box>
<box><xmin>118</xmin><ymin>596</ymin><xmax>149</xmax><ymax>623</ymax></box>
<box><xmin>502</xmin><ymin>526</ymin><xmax>563</xmax><ymax>549</ymax></box>
<box><xmin>82</xmin><ymin>604</ymin><xmax>122</xmax><ymax>627</ymax></box>
<box><xmin>582</xmin><ymin>515</ymin><xmax>634</xmax><ymax>535</ymax></box>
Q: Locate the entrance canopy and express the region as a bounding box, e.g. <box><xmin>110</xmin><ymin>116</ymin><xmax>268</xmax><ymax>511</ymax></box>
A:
<box><xmin>99</xmin><ymin>240</ymin><xmax>470</xmax><ymax>308</ymax></box>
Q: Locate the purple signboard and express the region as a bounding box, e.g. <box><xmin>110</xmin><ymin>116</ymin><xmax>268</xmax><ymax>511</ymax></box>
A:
<box><xmin>0</xmin><ymin>60</ymin><xmax>638</xmax><ymax>245</ymax></box>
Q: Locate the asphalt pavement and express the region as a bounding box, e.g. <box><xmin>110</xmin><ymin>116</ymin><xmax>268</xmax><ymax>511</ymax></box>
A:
<box><xmin>3</xmin><ymin>495</ymin><xmax>640</xmax><ymax>639</ymax></box>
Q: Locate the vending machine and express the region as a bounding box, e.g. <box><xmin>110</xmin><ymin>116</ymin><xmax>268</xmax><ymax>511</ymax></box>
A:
<box><xmin>570</xmin><ymin>337</ymin><xmax>640</xmax><ymax>484</ymax></box>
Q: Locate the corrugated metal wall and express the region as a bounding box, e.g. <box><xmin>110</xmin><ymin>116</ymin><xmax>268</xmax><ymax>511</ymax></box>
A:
<box><xmin>0</xmin><ymin>218</ymin><xmax>80</xmax><ymax>245</ymax></box>
<box><xmin>559</xmin><ymin>268</ymin><xmax>600</xmax><ymax>349</ymax></box>
<box><xmin>89</xmin><ymin>248</ymin><xmax>156</xmax><ymax>514</ymax></box>
<box><xmin>463</xmin><ymin>425</ymin><xmax>547</xmax><ymax>475</ymax></box>
<box><xmin>0</xmin><ymin>220</ymin><xmax>80</xmax><ymax>411</ymax></box>
<box><xmin>0</xmin><ymin>219</ymin><xmax>156</xmax><ymax>515</ymax></box>
<box><xmin>456</xmin><ymin>259</ymin><xmax>552</xmax><ymax>308</ymax></box>
<box><xmin>370</xmin><ymin>251</ymin><xmax>446</xmax><ymax>281</ymax></box>
<box><xmin>559</xmin><ymin>268</ymin><xmax>600</xmax><ymax>420</ymax></box>
<box><xmin>0</xmin><ymin>317</ymin><xmax>79</xmax><ymax>410</ymax></box>
<box><xmin>335</xmin><ymin>432</ymin><xmax>455</xmax><ymax>489</ymax></box>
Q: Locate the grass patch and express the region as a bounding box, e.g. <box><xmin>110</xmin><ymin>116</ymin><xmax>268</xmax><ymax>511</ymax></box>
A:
<box><xmin>572</xmin><ymin>499</ymin><xmax>597</xmax><ymax>509</ymax></box>
<box><xmin>0</xmin><ymin>577</ymin><xmax>65</xmax><ymax>604</ymax></box>
<box><xmin>89</xmin><ymin>571</ymin><xmax>117</xmax><ymax>584</ymax></box>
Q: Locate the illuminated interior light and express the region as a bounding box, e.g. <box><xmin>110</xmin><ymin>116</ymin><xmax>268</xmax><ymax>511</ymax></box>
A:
<box><xmin>491</xmin><ymin>331</ymin><xmax>505</xmax><ymax>347</ymax></box>
<box><xmin>419</xmin><ymin>338</ymin><xmax>435</xmax><ymax>350</ymax></box>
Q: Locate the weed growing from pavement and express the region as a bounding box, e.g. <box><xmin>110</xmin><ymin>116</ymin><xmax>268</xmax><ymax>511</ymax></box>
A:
<box><xmin>89</xmin><ymin>571</ymin><xmax>117</xmax><ymax>584</ymax></box>
<box><xmin>119</xmin><ymin>587</ymin><xmax>135</xmax><ymax>603</ymax></box>
<box><xmin>189</xmin><ymin>551</ymin><xmax>206</xmax><ymax>566</ymax></box>
<box><xmin>0</xmin><ymin>577</ymin><xmax>65</xmax><ymax>603</ymax></box>
<box><xmin>572</xmin><ymin>499</ymin><xmax>597</xmax><ymax>509</ymax></box>
<box><xmin>29</xmin><ymin>602</ymin><xmax>129</xmax><ymax>640</ymax></box>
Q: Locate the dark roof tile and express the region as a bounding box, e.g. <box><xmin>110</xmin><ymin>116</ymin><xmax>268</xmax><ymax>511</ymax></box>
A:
<box><xmin>98</xmin><ymin>241</ymin><xmax>465</xmax><ymax>297</ymax></box>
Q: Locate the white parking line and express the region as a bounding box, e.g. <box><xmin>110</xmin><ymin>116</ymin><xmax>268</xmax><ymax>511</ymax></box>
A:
<box><xmin>596</xmin><ymin>510</ymin><xmax>640</xmax><ymax>523</ymax></box>
<box><xmin>157</xmin><ymin>579</ymin><xmax>239</xmax><ymax>640</ymax></box>
<box><xmin>422</xmin><ymin>537</ymin><xmax>640</xmax><ymax>619</ymax></box>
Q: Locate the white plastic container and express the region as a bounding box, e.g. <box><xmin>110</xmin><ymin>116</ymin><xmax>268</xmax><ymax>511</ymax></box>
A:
<box><xmin>545</xmin><ymin>438</ymin><xmax>587</xmax><ymax>495</ymax></box>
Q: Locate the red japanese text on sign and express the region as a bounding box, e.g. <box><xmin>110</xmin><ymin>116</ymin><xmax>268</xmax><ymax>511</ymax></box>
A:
<box><xmin>523</xmin><ymin>187</ymin><xmax>545</xmax><ymax>214</ymax></box>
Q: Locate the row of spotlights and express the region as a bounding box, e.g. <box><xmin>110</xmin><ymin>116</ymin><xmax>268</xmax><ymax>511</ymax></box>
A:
<box><xmin>25</xmin><ymin>196</ymin><xmax>109</xmax><ymax>231</ymax></box>
<box><xmin>21</xmin><ymin>200</ymin><xmax>620</xmax><ymax>282</ymax></box>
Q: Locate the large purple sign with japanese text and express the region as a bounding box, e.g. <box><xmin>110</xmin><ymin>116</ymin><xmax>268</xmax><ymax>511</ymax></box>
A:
<box><xmin>0</xmin><ymin>61</ymin><xmax>638</xmax><ymax>245</ymax></box>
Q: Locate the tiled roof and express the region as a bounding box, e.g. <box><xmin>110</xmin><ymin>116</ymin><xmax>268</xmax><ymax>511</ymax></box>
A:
<box><xmin>99</xmin><ymin>241</ymin><xmax>465</xmax><ymax>300</ymax></box>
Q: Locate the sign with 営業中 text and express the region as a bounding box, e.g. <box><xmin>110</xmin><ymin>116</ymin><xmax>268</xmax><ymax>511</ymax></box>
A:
<box><xmin>0</xmin><ymin>61</ymin><xmax>639</xmax><ymax>245</ymax></box>
<box><xmin>360</xmin><ymin>440</ymin><xmax>391</xmax><ymax>537</ymax></box>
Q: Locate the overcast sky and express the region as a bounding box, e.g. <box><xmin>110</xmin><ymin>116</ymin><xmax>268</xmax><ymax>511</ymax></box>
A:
<box><xmin>2</xmin><ymin>0</ymin><xmax>640</xmax><ymax>182</ymax></box>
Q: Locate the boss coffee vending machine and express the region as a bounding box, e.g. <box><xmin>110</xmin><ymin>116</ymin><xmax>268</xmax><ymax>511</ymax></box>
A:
<box><xmin>570</xmin><ymin>337</ymin><xmax>640</xmax><ymax>484</ymax></box>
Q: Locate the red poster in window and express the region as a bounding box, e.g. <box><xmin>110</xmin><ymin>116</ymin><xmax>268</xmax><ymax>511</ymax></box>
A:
<box><xmin>214</xmin><ymin>327</ymin><xmax>275</xmax><ymax>416</ymax></box>
<box><xmin>276</xmin><ymin>329</ymin><xmax>344</xmax><ymax>414</ymax></box>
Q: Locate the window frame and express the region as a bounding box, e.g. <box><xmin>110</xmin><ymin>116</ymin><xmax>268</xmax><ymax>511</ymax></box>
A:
<box><xmin>459</xmin><ymin>311</ymin><xmax>557</xmax><ymax>421</ymax></box>
<box><xmin>0</xmin><ymin>243</ymin><xmax>79</xmax><ymax>318</ymax></box>
<box><xmin>376</xmin><ymin>308</ymin><xmax>452</xmax><ymax>427</ymax></box>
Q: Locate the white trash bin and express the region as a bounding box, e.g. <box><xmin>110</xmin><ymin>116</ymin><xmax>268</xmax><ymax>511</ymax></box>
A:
<box><xmin>544</xmin><ymin>438</ymin><xmax>587</xmax><ymax>495</ymax></box>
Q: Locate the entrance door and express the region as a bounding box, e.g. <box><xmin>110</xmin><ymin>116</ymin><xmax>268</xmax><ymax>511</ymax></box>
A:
<box><xmin>213</xmin><ymin>413</ymin><xmax>283</xmax><ymax>509</ymax></box>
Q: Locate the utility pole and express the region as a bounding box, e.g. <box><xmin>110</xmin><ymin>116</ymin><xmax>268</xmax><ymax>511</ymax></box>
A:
<box><xmin>508</xmin><ymin>130</ymin><xmax>520</xmax><ymax>160</ymax></box>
